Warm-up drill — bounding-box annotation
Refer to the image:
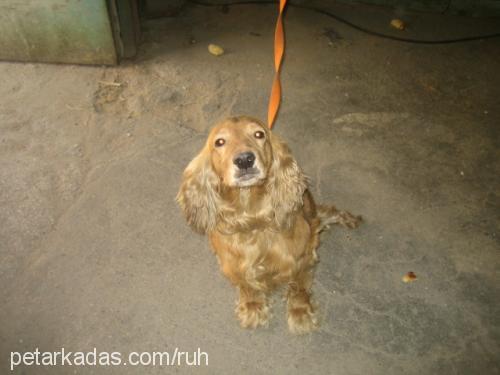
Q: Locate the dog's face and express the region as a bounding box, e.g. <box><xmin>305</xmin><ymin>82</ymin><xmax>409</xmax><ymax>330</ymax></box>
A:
<box><xmin>177</xmin><ymin>116</ymin><xmax>307</xmax><ymax>233</ymax></box>
<box><xmin>208</xmin><ymin>118</ymin><xmax>272</xmax><ymax>188</ymax></box>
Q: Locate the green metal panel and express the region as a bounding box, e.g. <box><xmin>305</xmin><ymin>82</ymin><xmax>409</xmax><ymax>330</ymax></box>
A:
<box><xmin>0</xmin><ymin>0</ymin><xmax>117</xmax><ymax>65</ymax></box>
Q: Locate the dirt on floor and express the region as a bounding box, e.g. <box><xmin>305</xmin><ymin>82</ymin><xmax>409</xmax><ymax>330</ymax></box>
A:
<box><xmin>0</xmin><ymin>2</ymin><xmax>499</xmax><ymax>374</ymax></box>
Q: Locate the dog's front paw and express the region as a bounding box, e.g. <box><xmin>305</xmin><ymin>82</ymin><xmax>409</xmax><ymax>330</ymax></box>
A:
<box><xmin>236</xmin><ymin>301</ymin><xmax>269</xmax><ymax>329</ymax></box>
<box><xmin>287</xmin><ymin>305</ymin><xmax>318</xmax><ymax>334</ymax></box>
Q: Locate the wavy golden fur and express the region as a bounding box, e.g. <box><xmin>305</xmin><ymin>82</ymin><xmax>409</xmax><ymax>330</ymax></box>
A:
<box><xmin>177</xmin><ymin>116</ymin><xmax>361</xmax><ymax>334</ymax></box>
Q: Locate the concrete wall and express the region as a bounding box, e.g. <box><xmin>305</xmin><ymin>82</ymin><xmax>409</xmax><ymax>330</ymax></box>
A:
<box><xmin>0</xmin><ymin>0</ymin><xmax>117</xmax><ymax>65</ymax></box>
<box><xmin>337</xmin><ymin>0</ymin><xmax>500</xmax><ymax>16</ymax></box>
<box><xmin>204</xmin><ymin>0</ymin><xmax>500</xmax><ymax>16</ymax></box>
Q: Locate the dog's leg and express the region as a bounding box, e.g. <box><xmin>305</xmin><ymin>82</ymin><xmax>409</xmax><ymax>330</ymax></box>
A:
<box><xmin>286</xmin><ymin>269</ymin><xmax>317</xmax><ymax>334</ymax></box>
<box><xmin>235</xmin><ymin>285</ymin><xmax>270</xmax><ymax>329</ymax></box>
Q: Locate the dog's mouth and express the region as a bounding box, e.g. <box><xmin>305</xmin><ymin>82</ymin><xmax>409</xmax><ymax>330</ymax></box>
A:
<box><xmin>233</xmin><ymin>167</ymin><xmax>263</xmax><ymax>186</ymax></box>
<box><xmin>236</xmin><ymin>167</ymin><xmax>259</xmax><ymax>180</ymax></box>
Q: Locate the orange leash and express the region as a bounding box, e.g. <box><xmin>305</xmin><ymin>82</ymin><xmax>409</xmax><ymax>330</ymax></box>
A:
<box><xmin>267</xmin><ymin>0</ymin><xmax>288</xmax><ymax>129</ymax></box>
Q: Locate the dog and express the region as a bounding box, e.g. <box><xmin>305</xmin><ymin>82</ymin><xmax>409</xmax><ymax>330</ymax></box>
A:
<box><xmin>177</xmin><ymin>116</ymin><xmax>361</xmax><ymax>334</ymax></box>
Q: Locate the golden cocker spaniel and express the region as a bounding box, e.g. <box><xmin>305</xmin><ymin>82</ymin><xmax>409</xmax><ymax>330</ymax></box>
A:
<box><xmin>177</xmin><ymin>116</ymin><xmax>361</xmax><ymax>334</ymax></box>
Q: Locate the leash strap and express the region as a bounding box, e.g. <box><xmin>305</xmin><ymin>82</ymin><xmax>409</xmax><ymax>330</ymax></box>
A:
<box><xmin>267</xmin><ymin>0</ymin><xmax>287</xmax><ymax>129</ymax></box>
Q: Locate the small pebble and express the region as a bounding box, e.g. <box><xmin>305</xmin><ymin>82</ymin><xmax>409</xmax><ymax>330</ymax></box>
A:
<box><xmin>390</xmin><ymin>19</ymin><xmax>406</xmax><ymax>30</ymax></box>
<box><xmin>208</xmin><ymin>44</ymin><xmax>224</xmax><ymax>56</ymax></box>
<box><xmin>403</xmin><ymin>271</ymin><xmax>417</xmax><ymax>283</ymax></box>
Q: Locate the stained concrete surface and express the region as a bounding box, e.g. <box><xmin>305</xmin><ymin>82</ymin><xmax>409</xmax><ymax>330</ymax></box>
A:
<box><xmin>1</xmin><ymin>2</ymin><xmax>499</xmax><ymax>374</ymax></box>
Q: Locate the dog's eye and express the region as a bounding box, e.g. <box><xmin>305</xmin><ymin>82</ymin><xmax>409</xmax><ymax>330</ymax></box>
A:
<box><xmin>254</xmin><ymin>131</ymin><xmax>265</xmax><ymax>139</ymax></box>
<box><xmin>215</xmin><ymin>138</ymin><xmax>225</xmax><ymax>147</ymax></box>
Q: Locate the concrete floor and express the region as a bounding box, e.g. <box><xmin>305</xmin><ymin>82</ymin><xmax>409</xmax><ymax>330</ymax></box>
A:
<box><xmin>1</xmin><ymin>3</ymin><xmax>499</xmax><ymax>374</ymax></box>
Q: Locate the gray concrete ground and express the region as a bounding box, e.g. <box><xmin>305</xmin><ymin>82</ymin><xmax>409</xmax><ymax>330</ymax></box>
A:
<box><xmin>1</xmin><ymin>2</ymin><xmax>499</xmax><ymax>374</ymax></box>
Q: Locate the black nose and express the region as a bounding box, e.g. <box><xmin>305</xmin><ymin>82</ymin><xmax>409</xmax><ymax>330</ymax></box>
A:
<box><xmin>233</xmin><ymin>152</ymin><xmax>255</xmax><ymax>170</ymax></box>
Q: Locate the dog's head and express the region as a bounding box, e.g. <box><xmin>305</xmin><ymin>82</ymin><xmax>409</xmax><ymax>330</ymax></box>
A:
<box><xmin>177</xmin><ymin>116</ymin><xmax>306</xmax><ymax>233</ymax></box>
<box><xmin>208</xmin><ymin>116</ymin><xmax>272</xmax><ymax>188</ymax></box>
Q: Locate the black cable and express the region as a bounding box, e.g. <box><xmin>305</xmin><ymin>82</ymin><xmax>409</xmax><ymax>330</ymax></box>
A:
<box><xmin>440</xmin><ymin>0</ymin><xmax>452</xmax><ymax>15</ymax></box>
<box><xmin>188</xmin><ymin>0</ymin><xmax>500</xmax><ymax>44</ymax></box>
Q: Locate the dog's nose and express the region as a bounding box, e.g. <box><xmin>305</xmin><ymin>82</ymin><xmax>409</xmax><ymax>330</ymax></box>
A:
<box><xmin>233</xmin><ymin>152</ymin><xmax>255</xmax><ymax>170</ymax></box>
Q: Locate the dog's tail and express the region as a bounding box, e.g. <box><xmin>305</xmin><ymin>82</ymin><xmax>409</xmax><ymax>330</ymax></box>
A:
<box><xmin>316</xmin><ymin>204</ymin><xmax>362</xmax><ymax>232</ymax></box>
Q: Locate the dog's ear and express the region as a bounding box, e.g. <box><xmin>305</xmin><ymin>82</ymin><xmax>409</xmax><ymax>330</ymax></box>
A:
<box><xmin>177</xmin><ymin>146</ymin><xmax>221</xmax><ymax>234</ymax></box>
<box><xmin>266</xmin><ymin>132</ymin><xmax>307</xmax><ymax>228</ymax></box>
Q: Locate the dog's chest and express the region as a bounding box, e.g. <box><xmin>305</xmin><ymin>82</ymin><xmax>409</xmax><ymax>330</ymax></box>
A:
<box><xmin>209</xmin><ymin>215</ymin><xmax>312</xmax><ymax>286</ymax></box>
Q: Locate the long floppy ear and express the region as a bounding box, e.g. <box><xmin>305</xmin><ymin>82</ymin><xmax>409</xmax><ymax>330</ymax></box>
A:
<box><xmin>266</xmin><ymin>132</ymin><xmax>307</xmax><ymax>228</ymax></box>
<box><xmin>176</xmin><ymin>147</ymin><xmax>221</xmax><ymax>234</ymax></box>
